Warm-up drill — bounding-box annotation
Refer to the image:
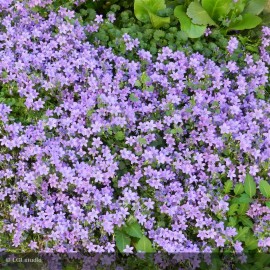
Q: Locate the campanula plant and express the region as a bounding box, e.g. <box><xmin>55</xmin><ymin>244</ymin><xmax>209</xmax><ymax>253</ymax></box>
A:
<box><xmin>0</xmin><ymin>0</ymin><xmax>270</xmax><ymax>269</ymax></box>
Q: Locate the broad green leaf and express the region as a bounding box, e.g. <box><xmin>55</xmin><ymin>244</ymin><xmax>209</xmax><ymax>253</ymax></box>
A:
<box><xmin>134</xmin><ymin>235</ymin><xmax>154</xmax><ymax>252</ymax></box>
<box><xmin>234</xmin><ymin>183</ymin><xmax>244</xmax><ymax>195</ymax></box>
<box><xmin>232</xmin><ymin>0</ymin><xmax>247</xmax><ymax>15</ymax></box>
<box><xmin>174</xmin><ymin>5</ymin><xmax>206</xmax><ymax>38</ymax></box>
<box><xmin>259</xmin><ymin>180</ymin><xmax>270</xmax><ymax>198</ymax></box>
<box><xmin>186</xmin><ymin>1</ymin><xmax>217</xmax><ymax>26</ymax></box>
<box><xmin>134</xmin><ymin>0</ymin><xmax>170</xmax><ymax>28</ymax></box>
<box><xmin>115</xmin><ymin>230</ymin><xmax>131</xmax><ymax>253</ymax></box>
<box><xmin>224</xmin><ymin>180</ymin><xmax>233</xmax><ymax>193</ymax></box>
<box><xmin>115</xmin><ymin>131</ymin><xmax>125</xmax><ymax>141</ymax></box>
<box><xmin>228</xmin><ymin>203</ymin><xmax>238</xmax><ymax>215</ymax></box>
<box><xmin>235</xmin><ymin>226</ymin><xmax>250</xmax><ymax>241</ymax></box>
<box><xmin>244</xmin><ymin>0</ymin><xmax>267</xmax><ymax>15</ymax></box>
<box><xmin>266</xmin><ymin>202</ymin><xmax>270</xmax><ymax>208</ymax></box>
<box><xmin>239</xmin><ymin>216</ymin><xmax>253</xmax><ymax>228</ymax></box>
<box><xmin>201</xmin><ymin>0</ymin><xmax>232</xmax><ymax>21</ymax></box>
<box><xmin>245</xmin><ymin>236</ymin><xmax>258</xmax><ymax>250</ymax></box>
<box><xmin>228</xmin><ymin>14</ymin><xmax>262</xmax><ymax>30</ymax></box>
<box><xmin>124</xmin><ymin>221</ymin><xmax>143</xmax><ymax>238</ymax></box>
<box><xmin>244</xmin><ymin>173</ymin><xmax>256</xmax><ymax>198</ymax></box>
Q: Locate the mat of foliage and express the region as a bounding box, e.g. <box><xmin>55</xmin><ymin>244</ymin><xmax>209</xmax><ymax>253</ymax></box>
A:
<box><xmin>0</xmin><ymin>1</ymin><xmax>270</xmax><ymax>269</ymax></box>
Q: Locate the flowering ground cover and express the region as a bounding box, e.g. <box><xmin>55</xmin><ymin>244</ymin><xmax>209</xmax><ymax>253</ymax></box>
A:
<box><xmin>0</xmin><ymin>0</ymin><xmax>270</xmax><ymax>269</ymax></box>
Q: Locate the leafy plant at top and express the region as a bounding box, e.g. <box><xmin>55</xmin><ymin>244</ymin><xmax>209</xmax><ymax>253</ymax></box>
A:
<box><xmin>187</xmin><ymin>1</ymin><xmax>217</xmax><ymax>25</ymax></box>
<box><xmin>173</xmin><ymin>0</ymin><xmax>266</xmax><ymax>38</ymax></box>
<box><xmin>134</xmin><ymin>0</ymin><xmax>170</xmax><ymax>28</ymax></box>
<box><xmin>201</xmin><ymin>0</ymin><xmax>232</xmax><ymax>21</ymax></box>
<box><xmin>174</xmin><ymin>5</ymin><xmax>206</xmax><ymax>38</ymax></box>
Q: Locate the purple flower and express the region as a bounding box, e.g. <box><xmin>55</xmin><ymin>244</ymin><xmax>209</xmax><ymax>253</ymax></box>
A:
<box><xmin>227</xmin><ymin>37</ymin><xmax>239</xmax><ymax>54</ymax></box>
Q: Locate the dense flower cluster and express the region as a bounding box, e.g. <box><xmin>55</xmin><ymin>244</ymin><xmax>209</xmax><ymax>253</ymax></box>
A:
<box><xmin>0</xmin><ymin>1</ymin><xmax>270</xmax><ymax>262</ymax></box>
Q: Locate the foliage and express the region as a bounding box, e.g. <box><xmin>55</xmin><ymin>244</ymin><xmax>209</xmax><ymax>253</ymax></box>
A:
<box><xmin>133</xmin><ymin>0</ymin><xmax>267</xmax><ymax>38</ymax></box>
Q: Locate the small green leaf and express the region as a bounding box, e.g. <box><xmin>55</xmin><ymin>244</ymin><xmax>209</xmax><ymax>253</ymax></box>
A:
<box><xmin>228</xmin><ymin>203</ymin><xmax>238</xmax><ymax>216</ymax></box>
<box><xmin>259</xmin><ymin>180</ymin><xmax>270</xmax><ymax>198</ymax></box>
<box><xmin>174</xmin><ymin>5</ymin><xmax>206</xmax><ymax>38</ymax></box>
<box><xmin>129</xmin><ymin>93</ymin><xmax>139</xmax><ymax>102</ymax></box>
<box><xmin>115</xmin><ymin>230</ymin><xmax>131</xmax><ymax>253</ymax></box>
<box><xmin>145</xmin><ymin>86</ymin><xmax>154</xmax><ymax>92</ymax></box>
<box><xmin>234</xmin><ymin>183</ymin><xmax>244</xmax><ymax>195</ymax></box>
<box><xmin>237</xmin><ymin>203</ymin><xmax>249</xmax><ymax>215</ymax></box>
<box><xmin>228</xmin><ymin>14</ymin><xmax>262</xmax><ymax>30</ymax></box>
<box><xmin>138</xmin><ymin>137</ymin><xmax>147</xmax><ymax>145</ymax></box>
<box><xmin>134</xmin><ymin>235</ymin><xmax>154</xmax><ymax>253</ymax></box>
<box><xmin>239</xmin><ymin>216</ymin><xmax>253</xmax><ymax>228</ymax></box>
<box><xmin>224</xmin><ymin>180</ymin><xmax>233</xmax><ymax>193</ymax></box>
<box><xmin>244</xmin><ymin>0</ymin><xmax>267</xmax><ymax>15</ymax></box>
<box><xmin>232</xmin><ymin>193</ymin><xmax>252</xmax><ymax>204</ymax></box>
<box><xmin>141</xmin><ymin>72</ymin><xmax>150</xmax><ymax>84</ymax></box>
<box><xmin>245</xmin><ymin>236</ymin><xmax>258</xmax><ymax>250</ymax></box>
<box><xmin>244</xmin><ymin>173</ymin><xmax>256</xmax><ymax>198</ymax></box>
<box><xmin>228</xmin><ymin>216</ymin><xmax>237</xmax><ymax>227</ymax></box>
<box><xmin>135</xmin><ymin>80</ymin><xmax>142</xmax><ymax>87</ymax></box>
<box><xmin>115</xmin><ymin>131</ymin><xmax>125</xmax><ymax>141</ymax></box>
<box><xmin>235</xmin><ymin>226</ymin><xmax>250</xmax><ymax>241</ymax></box>
<box><xmin>186</xmin><ymin>1</ymin><xmax>217</xmax><ymax>26</ymax></box>
<box><xmin>124</xmin><ymin>221</ymin><xmax>143</xmax><ymax>238</ymax></box>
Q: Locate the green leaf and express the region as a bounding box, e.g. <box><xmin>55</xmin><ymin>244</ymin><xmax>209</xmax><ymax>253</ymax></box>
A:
<box><xmin>237</xmin><ymin>203</ymin><xmax>249</xmax><ymax>215</ymax></box>
<box><xmin>239</xmin><ymin>216</ymin><xmax>253</xmax><ymax>228</ymax></box>
<box><xmin>129</xmin><ymin>93</ymin><xmax>139</xmax><ymax>102</ymax></box>
<box><xmin>259</xmin><ymin>180</ymin><xmax>270</xmax><ymax>198</ymax></box>
<box><xmin>232</xmin><ymin>193</ymin><xmax>252</xmax><ymax>204</ymax></box>
<box><xmin>228</xmin><ymin>14</ymin><xmax>262</xmax><ymax>30</ymax></box>
<box><xmin>235</xmin><ymin>226</ymin><xmax>250</xmax><ymax>241</ymax></box>
<box><xmin>228</xmin><ymin>203</ymin><xmax>238</xmax><ymax>215</ymax></box>
<box><xmin>224</xmin><ymin>180</ymin><xmax>233</xmax><ymax>193</ymax></box>
<box><xmin>244</xmin><ymin>0</ymin><xmax>267</xmax><ymax>15</ymax></box>
<box><xmin>134</xmin><ymin>235</ymin><xmax>154</xmax><ymax>253</ymax></box>
<box><xmin>138</xmin><ymin>137</ymin><xmax>147</xmax><ymax>145</ymax></box>
<box><xmin>201</xmin><ymin>0</ymin><xmax>232</xmax><ymax>21</ymax></box>
<box><xmin>244</xmin><ymin>173</ymin><xmax>256</xmax><ymax>198</ymax></box>
<box><xmin>174</xmin><ymin>5</ymin><xmax>206</xmax><ymax>38</ymax></box>
<box><xmin>115</xmin><ymin>131</ymin><xmax>125</xmax><ymax>141</ymax></box>
<box><xmin>234</xmin><ymin>183</ymin><xmax>244</xmax><ymax>195</ymax></box>
<box><xmin>134</xmin><ymin>0</ymin><xmax>170</xmax><ymax>28</ymax></box>
<box><xmin>65</xmin><ymin>265</ymin><xmax>76</xmax><ymax>270</ymax></box>
<box><xmin>115</xmin><ymin>230</ymin><xmax>131</xmax><ymax>253</ymax></box>
<box><xmin>245</xmin><ymin>236</ymin><xmax>258</xmax><ymax>250</ymax></box>
<box><xmin>124</xmin><ymin>221</ymin><xmax>143</xmax><ymax>238</ymax></box>
<box><xmin>266</xmin><ymin>202</ymin><xmax>270</xmax><ymax>208</ymax></box>
<box><xmin>186</xmin><ymin>1</ymin><xmax>217</xmax><ymax>26</ymax></box>
<box><xmin>228</xmin><ymin>216</ymin><xmax>237</xmax><ymax>227</ymax></box>
<box><xmin>141</xmin><ymin>72</ymin><xmax>150</xmax><ymax>83</ymax></box>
